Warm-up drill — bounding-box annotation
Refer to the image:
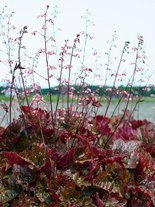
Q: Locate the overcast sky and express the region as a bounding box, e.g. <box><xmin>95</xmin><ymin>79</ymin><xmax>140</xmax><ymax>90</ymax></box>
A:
<box><xmin>0</xmin><ymin>0</ymin><xmax>155</xmax><ymax>86</ymax></box>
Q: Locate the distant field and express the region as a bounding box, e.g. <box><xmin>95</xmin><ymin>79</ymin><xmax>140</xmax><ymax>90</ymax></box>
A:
<box><xmin>100</xmin><ymin>96</ymin><xmax>155</xmax><ymax>103</ymax></box>
<box><xmin>0</xmin><ymin>95</ymin><xmax>67</xmax><ymax>102</ymax></box>
<box><xmin>1</xmin><ymin>95</ymin><xmax>155</xmax><ymax>103</ymax></box>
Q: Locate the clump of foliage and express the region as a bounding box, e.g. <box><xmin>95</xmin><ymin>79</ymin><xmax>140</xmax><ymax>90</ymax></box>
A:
<box><xmin>0</xmin><ymin>5</ymin><xmax>155</xmax><ymax>207</ymax></box>
<box><xmin>0</xmin><ymin>106</ymin><xmax>155</xmax><ymax>206</ymax></box>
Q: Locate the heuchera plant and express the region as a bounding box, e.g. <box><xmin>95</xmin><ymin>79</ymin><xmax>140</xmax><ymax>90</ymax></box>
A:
<box><xmin>0</xmin><ymin>5</ymin><xmax>154</xmax><ymax>207</ymax></box>
<box><xmin>0</xmin><ymin>108</ymin><xmax>155</xmax><ymax>206</ymax></box>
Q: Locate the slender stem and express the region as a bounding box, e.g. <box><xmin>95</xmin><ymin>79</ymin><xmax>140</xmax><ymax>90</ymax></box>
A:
<box><xmin>18</xmin><ymin>28</ymin><xmax>30</xmax><ymax>108</ymax></box>
<box><xmin>55</xmin><ymin>49</ymin><xmax>64</xmax><ymax>118</ymax></box>
<box><xmin>43</xmin><ymin>7</ymin><xmax>54</xmax><ymax>128</ymax></box>
<box><xmin>104</xmin><ymin>43</ymin><xmax>127</xmax><ymax>117</ymax></box>
<box><xmin>104</xmin><ymin>41</ymin><xmax>140</xmax><ymax>148</ymax></box>
<box><xmin>67</xmin><ymin>42</ymin><xmax>75</xmax><ymax>115</ymax></box>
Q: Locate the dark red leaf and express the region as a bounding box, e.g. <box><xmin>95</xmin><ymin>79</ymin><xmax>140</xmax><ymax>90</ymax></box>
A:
<box><xmin>48</xmin><ymin>147</ymin><xmax>59</xmax><ymax>161</ymax></box>
<box><xmin>93</xmin><ymin>115</ymin><xmax>111</xmax><ymax>136</ymax></box>
<box><xmin>115</xmin><ymin>126</ymin><xmax>137</xmax><ymax>141</ymax></box>
<box><xmin>43</xmin><ymin>128</ymin><xmax>54</xmax><ymax>138</ymax></box>
<box><xmin>94</xmin><ymin>116</ymin><xmax>110</xmax><ymax>124</ymax></box>
<box><xmin>146</xmin><ymin>145</ymin><xmax>155</xmax><ymax>158</ymax></box>
<box><xmin>80</xmin><ymin>127</ymin><xmax>97</xmax><ymax>142</ymax></box>
<box><xmin>57</xmin><ymin>149</ymin><xmax>75</xmax><ymax>170</ymax></box>
<box><xmin>102</xmin><ymin>154</ymin><xmax>126</xmax><ymax>167</ymax></box>
<box><xmin>4</xmin><ymin>152</ymin><xmax>29</xmax><ymax>166</ymax></box>
<box><xmin>131</xmin><ymin>120</ymin><xmax>144</xmax><ymax>130</ymax></box>
<box><xmin>75</xmin><ymin>134</ymin><xmax>90</xmax><ymax>147</ymax></box>
<box><xmin>96</xmin><ymin>192</ymin><xmax>105</xmax><ymax>207</ymax></box>
<box><xmin>48</xmin><ymin>148</ymin><xmax>75</xmax><ymax>170</ymax></box>
<box><xmin>21</xmin><ymin>105</ymin><xmax>34</xmax><ymax>116</ymax></box>
<box><xmin>37</xmin><ymin>159</ymin><xmax>52</xmax><ymax>177</ymax></box>
<box><xmin>50</xmin><ymin>189</ymin><xmax>61</xmax><ymax>202</ymax></box>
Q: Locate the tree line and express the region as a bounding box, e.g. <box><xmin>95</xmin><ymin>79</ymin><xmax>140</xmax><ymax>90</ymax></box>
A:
<box><xmin>0</xmin><ymin>85</ymin><xmax>155</xmax><ymax>97</ymax></box>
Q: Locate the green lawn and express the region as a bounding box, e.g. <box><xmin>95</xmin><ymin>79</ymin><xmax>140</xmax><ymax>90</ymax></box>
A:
<box><xmin>0</xmin><ymin>95</ymin><xmax>69</xmax><ymax>102</ymax></box>
<box><xmin>100</xmin><ymin>96</ymin><xmax>155</xmax><ymax>103</ymax></box>
<box><xmin>0</xmin><ymin>95</ymin><xmax>11</xmax><ymax>102</ymax></box>
<box><xmin>0</xmin><ymin>95</ymin><xmax>155</xmax><ymax>103</ymax></box>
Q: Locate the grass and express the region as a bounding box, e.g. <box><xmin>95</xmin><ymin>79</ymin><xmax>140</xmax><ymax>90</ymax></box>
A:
<box><xmin>1</xmin><ymin>95</ymin><xmax>155</xmax><ymax>103</ymax></box>
<box><xmin>100</xmin><ymin>96</ymin><xmax>155</xmax><ymax>103</ymax></box>
<box><xmin>0</xmin><ymin>95</ymin><xmax>69</xmax><ymax>102</ymax></box>
<box><xmin>0</xmin><ymin>95</ymin><xmax>11</xmax><ymax>102</ymax></box>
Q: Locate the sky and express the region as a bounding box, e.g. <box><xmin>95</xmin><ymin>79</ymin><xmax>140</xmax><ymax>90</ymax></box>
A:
<box><xmin>0</xmin><ymin>0</ymin><xmax>155</xmax><ymax>87</ymax></box>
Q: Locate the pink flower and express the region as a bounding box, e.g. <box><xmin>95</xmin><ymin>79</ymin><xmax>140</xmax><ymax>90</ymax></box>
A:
<box><xmin>32</xmin><ymin>94</ymin><xmax>44</xmax><ymax>104</ymax></box>
<box><xmin>31</xmin><ymin>31</ymin><xmax>36</xmax><ymax>35</ymax></box>
<box><xmin>47</xmin><ymin>51</ymin><xmax>56</xmax><ymax>55</ymax></box>
<box><xmin>48</xmin><ymin>65</ymin><xmax>56</xmax><ymax>70</ymax></box>
<box><xmin>8</xmin><ymin>60</ymin><xmax>13</xmax><ymax>65</ymax></box>
<box><xmin>27</xmin><ymin>69</ymin><xmax>33</xmax><ymax>75</ymax></box>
